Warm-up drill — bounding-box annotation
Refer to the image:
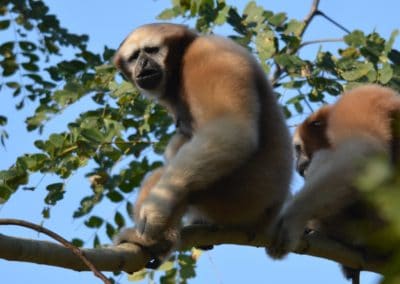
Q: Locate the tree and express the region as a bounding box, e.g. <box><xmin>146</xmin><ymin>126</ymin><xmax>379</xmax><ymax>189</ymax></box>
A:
<box><xmin>0</xmin><ymin>0</ymin><xmax>399</xmax><ymax>283</ymax></box>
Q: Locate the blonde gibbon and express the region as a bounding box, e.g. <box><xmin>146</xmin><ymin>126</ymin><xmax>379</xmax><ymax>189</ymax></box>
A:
<box><xmin>267</xmin><ymin>84</ymin><xmax>400</xmax><ymax>282</ymax></box>
<box><xmin>113</xmin><ymin>23</ymin><xmax>293</xmax><ymax>267</ymax></box>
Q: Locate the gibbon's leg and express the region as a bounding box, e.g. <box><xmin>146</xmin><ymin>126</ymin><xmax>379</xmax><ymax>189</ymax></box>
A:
<box><xmin>268</xmin><ymin>138</ymin><xmax>385</xmax><ymax>259</ymax></box>
<box><xmin>116</xmin><ymin>167</ymin><xmax>183</xmax><ymax>268</ymax></box>
<box><xmin>135</xmin><ymin>116</ymin><xmax>258</xmax><ymax>242</ymax></box>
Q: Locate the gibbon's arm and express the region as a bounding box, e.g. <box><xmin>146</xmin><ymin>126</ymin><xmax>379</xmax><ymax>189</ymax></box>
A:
<box><xmin>268</xmin><ymin>137</ymin><xmax>385</xmax><ymax>259</ymax></box>
<box><xmin>163</xmin><ymin>132</ymin><xmax>190</xmax><ymax>163</ymax></box>
<box><xmin>288</xmin><ymin>138</ymin><xmax>383</xmax><ymax>222</ymax></box>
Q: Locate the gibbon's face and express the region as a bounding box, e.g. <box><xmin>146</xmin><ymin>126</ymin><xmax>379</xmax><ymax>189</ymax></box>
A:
<box><xmin>114</xmin><ymin>24</ymin><xmax>171</xmax><ymax>97</ymax></box>
<box><xmin>293</xmin><ymin>105</ymin><xmax>332</xmax><ymax>176</ymax></box>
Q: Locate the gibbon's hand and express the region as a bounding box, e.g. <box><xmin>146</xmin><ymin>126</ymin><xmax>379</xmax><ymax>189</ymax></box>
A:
<box><xmin>267</xmin><ymin>209</ymin><xmax>306</xmax><ymax>259</ymax></box>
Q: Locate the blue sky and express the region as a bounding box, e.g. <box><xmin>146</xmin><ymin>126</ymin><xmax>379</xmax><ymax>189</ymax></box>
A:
<box><xmin>0</xmin><ymin>0</ymin><xmax>398</xmax><ymax>283</ymax></box>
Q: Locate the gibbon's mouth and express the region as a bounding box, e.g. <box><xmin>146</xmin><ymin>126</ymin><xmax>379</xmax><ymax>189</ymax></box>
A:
<box><xmin>296</xmin><ymin>159</ymin><xmax>310</xmax><ymax>177</ymax></box>
<box><xmin>136</xmin><ymin>69</ymin><xmax>162</xmax><ymax>89</ymax></box>
<box><xmin>137</xmin><ymin>68</ymin><xmax>160</xmax><ymax>79</ymax></box>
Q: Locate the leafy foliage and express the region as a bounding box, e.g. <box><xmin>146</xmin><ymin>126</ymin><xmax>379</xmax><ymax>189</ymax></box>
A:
<box><xmin>1</xmin><ymin>0</ymin><xmax>400</xmax><ymax>282</ymax></box>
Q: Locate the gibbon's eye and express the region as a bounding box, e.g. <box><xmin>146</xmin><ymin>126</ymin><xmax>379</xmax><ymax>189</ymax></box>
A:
<box><xmin>128</xmin><ymin>50</ymin><xmax>140</xmax><ymax>62</ymax></box>
<box><xmin>144</xmin><ymin>46</ymin><xmax>160</xmax><ymax>54</ymax></box>
<box><xmin>310</xmin><ymin>120</ymin><xmax>323</xmax><ymax>127</ymax></box>
<box><xmin>294</xmin><ymin>143</ymin><xmax>302</xmax><ymax>156</ymax></box>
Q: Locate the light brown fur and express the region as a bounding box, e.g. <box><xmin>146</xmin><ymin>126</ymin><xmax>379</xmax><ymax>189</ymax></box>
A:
<box><xmin>113</xmin><ymin>23</ymin><xmax>292</xmax><ymax>265</ymax></box>
<box><xmin>268</xmin><ymin>84</ymin><xmax>400</xmax><ymax>280</ymax></box>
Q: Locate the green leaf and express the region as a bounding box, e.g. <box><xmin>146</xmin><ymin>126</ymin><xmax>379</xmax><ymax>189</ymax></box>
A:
<box><xmin>19</xmin><ymin>153</ymin><xmax>48</xmax><ymax>171</ymax></box>
<box><xmin>384</xmin><ymin>29</ymin><xmax>399</xmax><ymax>54</ymax></box>
<box><xmin>107</xmin><ymin>190</ymin><xmax>124</xmax><ymax>202</ymax></box>
<box><xmin>19</xmin><ymin>41</ymin><xmax>37</xmax><ymax>52</ymax></box>
<box><xmin>128</xmin><ymin>269</ymin><xmax>148</xmax><ymax>281</ymax></box>
<box><xmin>0</xmin><ymin>167</ymin><xmax>29</xmax><ymax>189</ymax></box>
<box><xmin>268</xmin><ymin>12</ymin><xmax>287</xmax><ymax>27</ymax></box>
<box><xmin>53</xmin><ymin>89</ymin><xmax>79</xmax><ymax>106</ymax></box>
<box><xmin>106</xmin><ymin>222</ymin><xmax>116</xmax><ymax>239</ymax></box>
<box><xmin>0</xmin><ymin>185</ymin><xmax>13</xmax><ymax>203</ymax></box>
<box><xmin>5</xmin><ymin>81</ymin><xmax>20</xmax><ymax>89</ymax></box>
<box><xmin>2</xmin><ymin>58</ymin><xmax>18</xmax><ymax>76</ymax></box>
<box><xmin>93</xmin><ymin>234</ymin><xmax>100</xmax><ymax>248</ymax></box>
<box><xmin>284</xmin><ymin>19</ymin><xmax>305</xmax><ymax>36</ymax></box>
<box><xmin>49</xmin><ymin>133</ymin><xmax>65</xmax><ymax>148</ymax></box>
<box><xmin>0</xmin><ymin>41</ymin><xmax>14</xmax><ymax>54</ymax></box>
<box><xmin>0</xmin><ymin>20</ymin><xmax>10</xmax><ymax>30</ymax></box>
<box><xmin>178</xmin><ymin>254</ymin><xmax>196</xmax><ymax>279</ymax></box>
<box><xmin>255</xmin><ymin>31</ymin><xmax>275</xmax><ymax>61</ymax></box>
<box><xmin>344</xmin><ymin>30</ymin><xmax>366</xmax><ymax>47</ymax></box>
<box><xmin>157</xmin><ymin>8</ymin><xmax>177</xmax><ymax>20</ymax></box>
<box><xmin>45</xmin><ymin>183</ymin><xmax>65</xmax><ymax>205</ymax></box>
<box><xmin>159</xmin><ymin>260</ymin><xmax>175</xmax><ymax>271</ymax></box>
<box><xmin>378</xmin><ymin>62</ymin><xmax>393</xmax><ymax>84</ymax></box>
<box><xmin>73</xmin><ymin>195</ymin><xmax>101</xmax><ymax>218</ymax></box>
<box><xmin>215</xmin><ymin>5</ymin><xmax>229</xmax><ymax>25</ymax></box>
<box><xmin>114</xmin><ymin>211</ymin><xmax>125</xmax><ymax>228</ymax></box>
<box><xmin>243</xmin><ymin>1</ymin><xmax>264</xmax><ymax>24</ymax></box>
<box><xmin>0</xmin><ymin>115</ymin><xmax>7</xmax><ymax>126</ymax></box>
<box><xmin>42</xmin><ymin>207</ymin><xmax>50</xmax><ymax>218</ymax></box>
<box><xmin>81</xmin><ymin>128</ymin><xmax>104</xmax><ymax>144</ymax></box>
<box><xmin>22</xmin><ymin>62</ymin><xmax>39</xmax><ymax>72</ymax></box>
<box><xmin>160</xmin><ymin>268</ymin><xmax>177</xmax><ymax>284</ymax></box>
<box><xmin>71</xmin><ymin>238</ymin><xmax>84</xmax><ymax>247</ymax></box>
<box><xmin>341</xmin><ymin>62</ymin><xmax>374</xmax><ymax>81</ymax></box>
<box><xmin>85</xmin><ymin>216</ymin><xmax>104</xmax><ymax>228</ymax></box>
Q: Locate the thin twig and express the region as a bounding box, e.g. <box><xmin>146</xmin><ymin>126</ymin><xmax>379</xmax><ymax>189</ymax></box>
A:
<box><xmin>0</xmin><ymin>219</ymin><xmax>111</xmax><ymax>284</ymax></box>
<box><xmin>300</xmin><ymin>38</ymin><xmax>344</xmax><ymax>48</ymax></box>
<box><xmin>317</xmin><ymin>11</ymin><xmax>351</xmax><ymax>34</ymax></box>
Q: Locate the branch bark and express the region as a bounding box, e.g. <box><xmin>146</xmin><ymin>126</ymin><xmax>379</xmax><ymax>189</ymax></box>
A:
<box><xmin>0</xmin><ymin>224</ymin><xmax>385</xmax><ymax>276</ymax></box>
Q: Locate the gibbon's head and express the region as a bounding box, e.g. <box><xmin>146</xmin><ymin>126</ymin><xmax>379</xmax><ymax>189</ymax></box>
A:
<box><xmin>114</xmin><ymin>23</ymin><xmax>197</xmax><ymax>99</ymax></box>
<box><xmin>293</xmin><ymin>105</ymin><xmax>332</xmax><ymax>176</ymax></box>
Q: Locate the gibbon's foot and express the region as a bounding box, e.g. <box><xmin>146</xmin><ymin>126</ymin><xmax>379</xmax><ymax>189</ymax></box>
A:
<box><xmin>115</xmin><ymin>227</ymin><xmax>175</xmax><ymax>269</ymax></box>
<box><xmin>135</xmin><ymin>196</ymin><xmax>174</xmax><ymax>242</ymax></box>
<box><xmin>196</xmin><ymin>245</ymin><xmax>214</xmax><ymax>250</ymax></box>
<box><xmin>188</xmin><ymin>220</ymin><xmax>216</xmax><ymax>250</ymax></box>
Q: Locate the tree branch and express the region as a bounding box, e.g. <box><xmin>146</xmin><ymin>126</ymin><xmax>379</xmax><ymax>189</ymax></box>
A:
<box><xmin>0</xmin><ymin>219</ymin><xmax>111</xmax><ymax>284</ymax></box>
<box><xmin>271</xmin><ymin>0</ymin><xmax>321</xmax><ymax>87</ymax></box>
<box><xmin>299</xmin><ymin>0</ymin><xmax>321</xmax><ymax>38</ymax></box>
<box><xmin>0</xmin><ymin>224</ymin><xmax>385</xmax><ymax>276</ymax></box>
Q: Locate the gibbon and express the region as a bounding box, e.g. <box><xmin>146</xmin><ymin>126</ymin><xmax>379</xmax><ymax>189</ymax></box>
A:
<box><xmin>113</xmin><ymin>23</ymin><xmax>293</xmax><ymax>266</ymax></box>
<box><xmin>267</xmin><ymin>84</ymin><xmax>400</xmax><ymax>281</ymax></box>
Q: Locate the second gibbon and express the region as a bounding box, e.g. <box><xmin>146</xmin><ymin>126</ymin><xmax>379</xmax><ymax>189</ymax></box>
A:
<box><xmin>267</xmin><ymin>84</ymin><xmax>400</xmax><ymax>278</ymax></box>
<box><xmin>113</xmin><ymin>23</ymin><xmax>293</xmax><ymax>266</ymax></box>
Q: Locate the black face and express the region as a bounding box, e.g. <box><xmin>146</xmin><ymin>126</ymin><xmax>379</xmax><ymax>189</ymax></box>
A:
<box><xmin>128</xmin><ymin>47</ymin><xmax>163</xmax><ymax>90</ymax></box>
<box><xmin>294</xmin><ymin>143</ymin><xmax>310</xmax><ymax>177</ymax></box>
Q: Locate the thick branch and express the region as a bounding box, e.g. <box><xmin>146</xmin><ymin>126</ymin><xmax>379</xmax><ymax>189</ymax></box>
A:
<box><xmin>0</xmin><ymin>219</ymin><xmax>111</xmax><ymax>284</ymax></box>
<box><xmin>0</xmin><ymin>225</ymin><xmax>385</xmax><ymax>275</ymax></box>
<box><xmin>299</xmin><ymin>0</ymin><xmax>321</xmax><ymax>38</ymax></box>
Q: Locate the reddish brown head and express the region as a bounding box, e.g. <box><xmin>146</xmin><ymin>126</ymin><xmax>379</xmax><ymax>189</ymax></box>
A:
<box><xmin>293</xmin><ymin>105</ymin><xmax>332</xmax><ymax>176</ymax></box>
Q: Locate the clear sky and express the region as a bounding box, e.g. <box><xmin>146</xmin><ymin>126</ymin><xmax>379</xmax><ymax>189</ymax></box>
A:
<box><xmin>0</xmin><ymin>1</ymin><xmax>398</xmax><ymax>283</ymax></box>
